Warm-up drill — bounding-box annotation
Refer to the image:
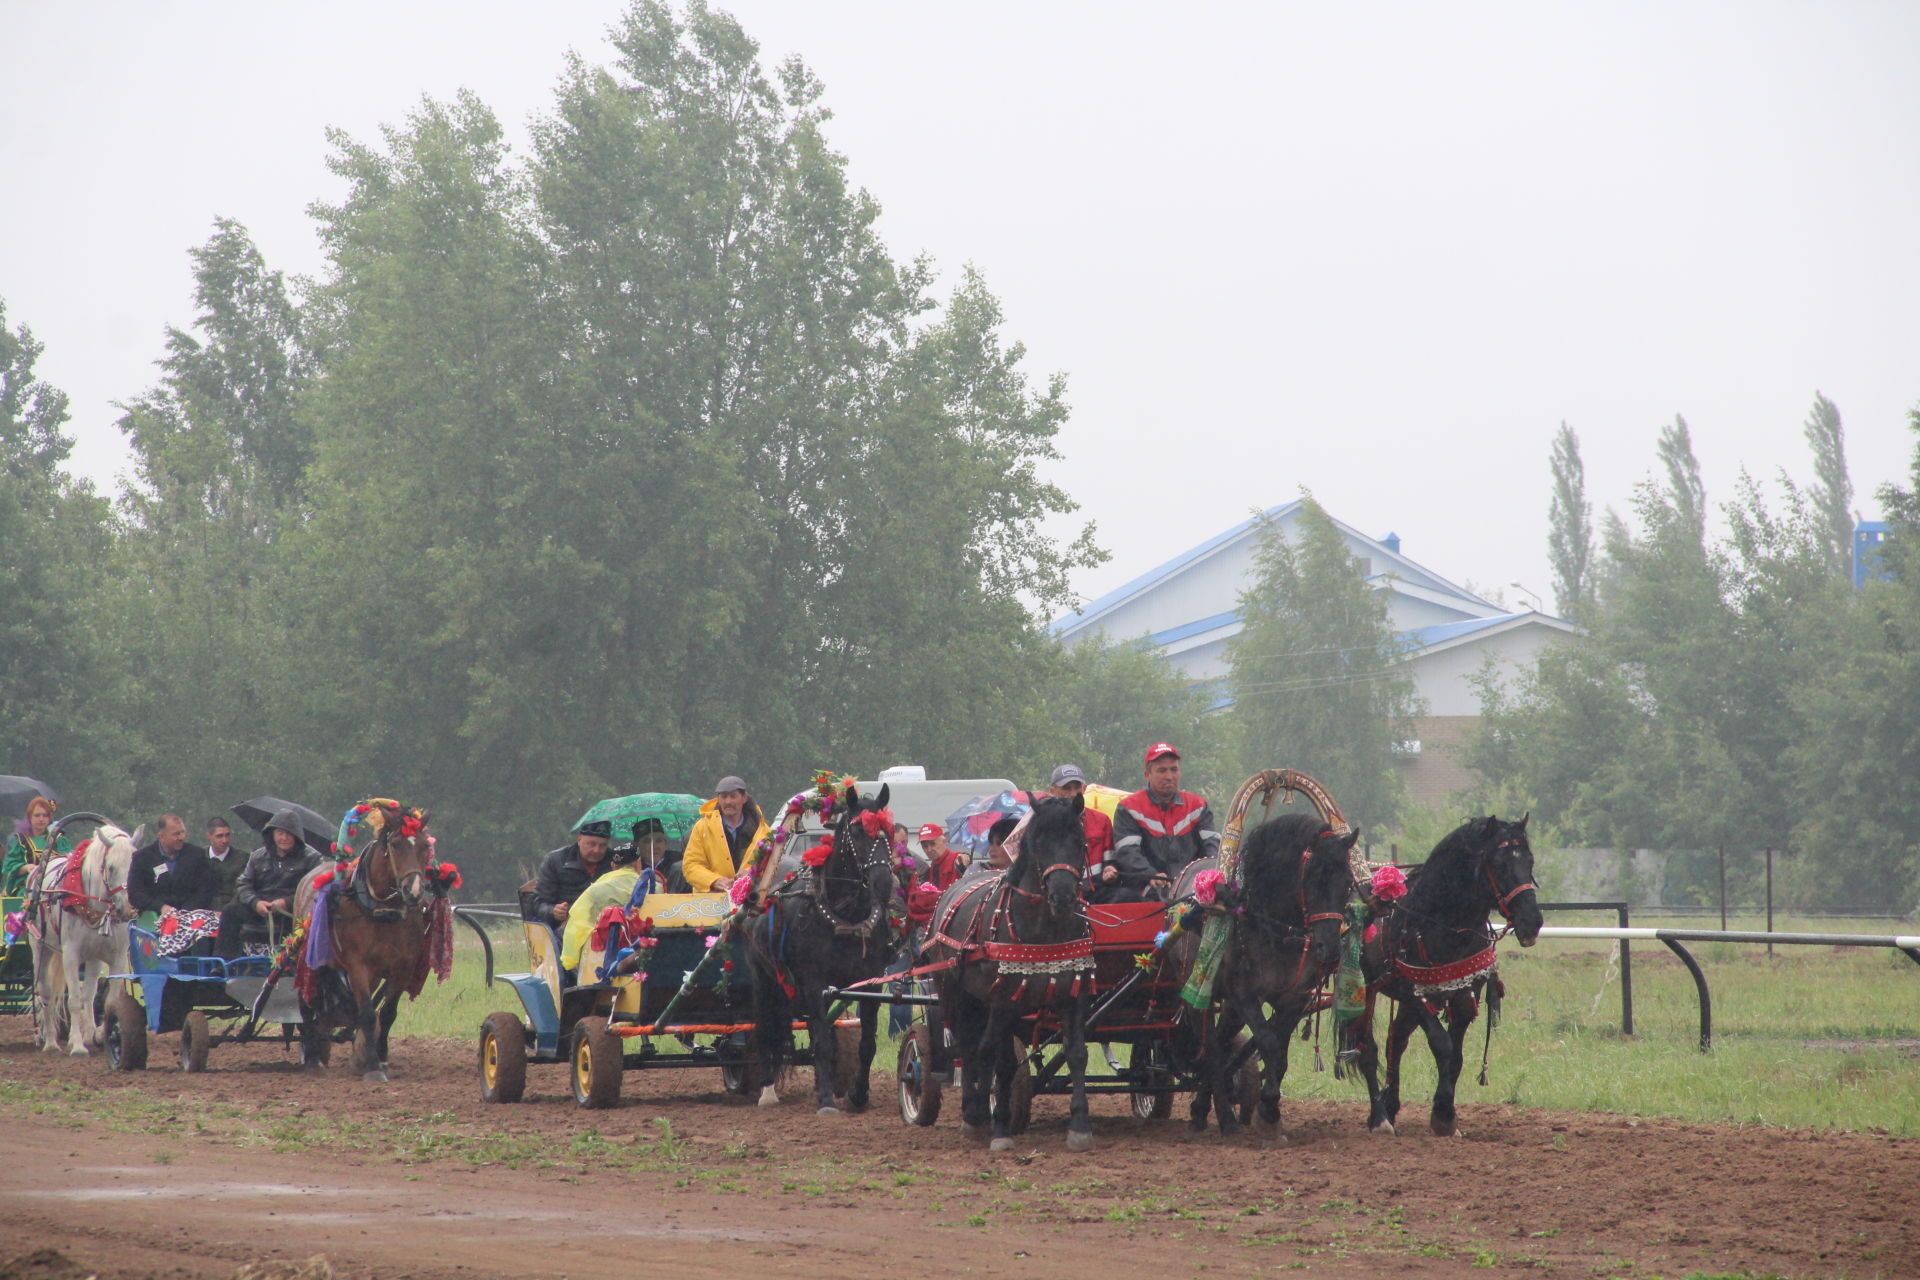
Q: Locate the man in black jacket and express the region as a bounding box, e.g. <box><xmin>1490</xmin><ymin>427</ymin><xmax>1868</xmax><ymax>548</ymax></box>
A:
<box><xmin>215</xmin><ymin>808</ymin><xmax>322</xmax><ymax>958</ymax></box>
<box><xmin>128</xmin><ymin>813</ymin><xmax>219</xmax><ymax>916</ymax></box>
<box><xmin>530</xmin><ymin>820</ymin><xmax>614</xmax><ymax>929</ymax></box>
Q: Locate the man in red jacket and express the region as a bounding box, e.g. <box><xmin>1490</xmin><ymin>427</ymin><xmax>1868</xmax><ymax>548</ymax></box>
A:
<box><xmin>1047</xmin><ymin>763</ymin><xmax>1114</xmax><ymax>891</ymax></box>
<box><xmin>1099</xmin><ymin>743</ymin><xmax>1219</xmax><ymax>902</ymax></box>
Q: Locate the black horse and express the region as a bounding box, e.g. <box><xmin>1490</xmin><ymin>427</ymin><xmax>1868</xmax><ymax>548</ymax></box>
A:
<box><xmin>1170</xmin><ymin>812</ymin><xmax>1358</xmax><ymax>1141</ymax></box>
<box><xmin>1351</xmin><ymin>814</ymin><xmax>1542</xmax><ymax>1137</ymax></box>
<box><xmin>924</xmin><ymin>794</ymin><xmax>1093</xmax><ymax>1152</ymax></box>
<box><xmin>744</xmin><ymin>782</ymin><xmax>896</xmax><ymax>1115</ymax></box>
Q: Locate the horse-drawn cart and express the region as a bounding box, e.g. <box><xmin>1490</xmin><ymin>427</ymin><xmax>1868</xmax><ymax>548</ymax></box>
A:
<box><xmin>100</xmin><ymin>922</ymin><xmax>313</xmax><ymax>1072</ymax></box>
<box><xmin>873</xmin><ymin>899</ymin><xmax>1266</xmax><ymax>1132</ymax></box>
<box><xmin>460</xmin><ymin>891</ymin><xmax>845</xmax><ymax>1109</ymax></box>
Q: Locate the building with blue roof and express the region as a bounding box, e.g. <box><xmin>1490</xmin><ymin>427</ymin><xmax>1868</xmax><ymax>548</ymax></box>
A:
<box><xmin>1054</xmin><ymin>502</ymin><xmax>1579</xmax><ymax>803</ymax></box>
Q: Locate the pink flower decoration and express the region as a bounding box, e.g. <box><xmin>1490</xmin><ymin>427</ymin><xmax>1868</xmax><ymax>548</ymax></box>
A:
<box><xmin>728</xmin><ymin>877</ymin><xmax>751</xmax><ymax>907</ymax></box>
<box><xmin>1370</xmin><ymin>865</ymin><xmax>1408</xmax><ymax>902</ymax></box>
<box><xmin>914</xmin><ymin>881</ymin><xmax>939</xmax><ymax>898</ymax></box>
<box><xmin>1364</xmin><ymin>923</ymin><xmax>1379</xmax><ymax>944</ymax></box>
<box><xmin>705</xmin><ymin>933</ymin><xmax>720</xmax><ymax>948</ymax></box>
<box><xmin>1193</xmin><ymin>869</ymin><xmax>1226</xmax><ymax>905</ymax></box>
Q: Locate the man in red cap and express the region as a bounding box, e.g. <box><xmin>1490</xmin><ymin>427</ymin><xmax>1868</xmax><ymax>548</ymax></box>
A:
<box><xmin>1099</xmin><ymin>743</ymin><xmax>1218</xmax><ymax>902</ymax></box>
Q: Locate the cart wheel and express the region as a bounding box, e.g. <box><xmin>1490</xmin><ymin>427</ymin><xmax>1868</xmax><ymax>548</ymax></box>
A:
<box><xmin>721</xmin><ymin>1044</ymin><xmax>761</xmax><ymax>1097</ymax></box>
<box><xmin>1129</xmin><ymin>1041</ymin><xmax>1172</xmax><ymax>1120</ymax></box>
<box><xmin>897</xmin><ymin>1024</ymin><xmax>942</xmax><ymax>1127</ymax></box>
<box><xmin>180</xmin><ymin>1010</ymin><xmax>210</xmax><ymax>1074</ymax></box>
<box><xmin>831</xmin><ymin>1022</ymin><xmax>862</xmax><ymax>1099</ymax></box>
<box><xmin>480</xmin><ymin>1011</ymin><xmax>528</xmax><ymax>1104</ymax></box>
<box><xmin>104</xmin><ymin>989</ymin><xmax>147</xmax><ymax>1072</ymax></box>
<box><xmin>1006</xmin><ymin>1034</ymin><xmax>1034</xmax><ymax>1135</ymax></box>
<box><xmin>570</xmin><ymin>1016</ymin><xmax>622</xmax><ymax>1110</ymax></box>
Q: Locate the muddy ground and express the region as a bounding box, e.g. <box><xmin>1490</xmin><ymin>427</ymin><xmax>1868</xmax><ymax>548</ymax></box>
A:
<box><xmin>0</xmin><ymin>1034</ymin><xmax>1913</xmax><ymax>1280</ymax></box>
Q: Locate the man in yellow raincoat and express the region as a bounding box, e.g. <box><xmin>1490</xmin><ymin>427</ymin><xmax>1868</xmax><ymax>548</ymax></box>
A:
<box><xmin>681</xmin><ymin>775</ymin><xmax>770</xmax><ymax>894</ymax></box>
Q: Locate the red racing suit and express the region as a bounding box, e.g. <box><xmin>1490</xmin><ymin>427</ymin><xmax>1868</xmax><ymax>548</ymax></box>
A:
<box><xmin>1108</xmin><ymin>789</ymin><xmax>1219</xmax><ymax>893</ymax></box>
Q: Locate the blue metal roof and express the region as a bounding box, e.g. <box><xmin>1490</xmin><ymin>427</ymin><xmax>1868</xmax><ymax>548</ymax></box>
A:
<box><xmin>1403</xmin><ymin>613</ymin><xmax>1527</xmax><ymax>648</ymax></box>
<box><xmin>1051</xmin><ymin>501</ymin><xmax>1302</xmax><ymax>636</ymax></box>
<box><xmin>1145</xmin><ymin>609</ymin><xmax>1242</xmax><ymax>647</ymax></box>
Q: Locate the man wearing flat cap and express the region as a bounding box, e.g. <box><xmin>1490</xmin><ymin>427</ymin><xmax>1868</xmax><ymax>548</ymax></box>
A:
<box><xmin>1048</xmin><ymin>763</ymin><xmax>1115</xmax><ymax>889</ymax></box>
<box><xmin>532</xmin><ymin>818</ymin><xmax>615</xmax><ymax>929</ymax></box>
<box><xmin>682</xmin><ymin>775</ymin><xmax>770</xmax><ymax>895</ymax></box>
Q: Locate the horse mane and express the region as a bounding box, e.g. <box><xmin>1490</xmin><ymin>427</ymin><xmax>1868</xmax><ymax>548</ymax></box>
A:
<box><xmin>1239</xmin><ymin>811</ymin><xmax>1330</xmax><ymax>899</ymax></box>
<box><xmin>1403</xmin><ymin>816</ymin><xmax>1502</xmax><ymax>914</ymax></box>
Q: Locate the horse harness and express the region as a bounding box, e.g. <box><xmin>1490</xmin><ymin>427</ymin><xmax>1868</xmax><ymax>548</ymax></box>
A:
<box><xmin>50</xmin><ymin>842</ymin><xmax>130</xmax><ymax>932</ymax></box>
<box><xmin>341</xmin><ymin>829</ymin><xmax>427</xmax><ymax>923</ymax></box>
<box><xmin>930</xmin><ymin>868</ymin><xmax>1094</xmax><ymax>1003</ymax></box>
<box><xmin>1383</xmin><ymin>836</ymin><xmax>1535</xmax><ymax>1002</ymax></box>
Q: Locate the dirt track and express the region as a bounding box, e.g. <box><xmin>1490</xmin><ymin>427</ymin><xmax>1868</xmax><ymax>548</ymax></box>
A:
<box><xmin>1</xmin><ymin>1035</ymin><xmax>1914</xmax><ymax>1280</ymax></box>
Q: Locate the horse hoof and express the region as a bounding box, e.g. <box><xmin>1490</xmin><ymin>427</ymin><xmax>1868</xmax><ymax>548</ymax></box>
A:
<box><xmin>1370</xmin><ymin>1121</ymin><xmax>1396</xmax><ymax>1137</ymax></box>
<box><xmin>757</xmin><ymin>1086</ymin><xmax>780</xmax><ymax>1108</ymax></box>
<box><xmin>363</xmin><ymin>1069</ymin><xmax>388</xmax><ymax>1083</ymax></box>
<box><xmin>962</xmin><ymin>1123</ymin><xmax>988</xmax><ymax>1145</ymax></box>
<box><xmin>1066</xmin><ymin>1129</ymin><xmax>1093</xmax><ymax>1153</ymax></box>
<box><xmin>989</xmin><ymin>1137</ymin><xmax>1015</xmax><ymax>1153</ymax></box>
<box><xmin>816</xmin><ymin>1105</ymin><xmax>840</xmax><ymax>1117</ymax></box>
<box><xmin>1431</xmin><ymin>1118</ymin><xmax>1457</xmax><ymax>1138</ymax></box>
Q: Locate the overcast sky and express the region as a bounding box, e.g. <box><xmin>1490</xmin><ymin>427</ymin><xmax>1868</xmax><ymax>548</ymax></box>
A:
<box><xmin>5</xmin><ymin>1</ymin><xmax>1916</xmax><ymax>614</ymax></box>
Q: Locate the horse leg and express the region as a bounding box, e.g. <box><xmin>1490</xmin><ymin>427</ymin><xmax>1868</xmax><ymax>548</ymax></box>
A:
<box><xmin>809</xmin><ymin>990</ymin><xmax>840</xmax><ymax>1116</ymax></box>
<box><xmin>353</xmin><ymin>970</ymin><xmax>386</xmax><ymax>1081</ymax></box>
<box><xmin>1429</xmin><ymin>991</ymin><xmax>1477</xmax><ymax>1138</ymax></box>
<box><xmin>1063</xmin><ymin>987</ymin><xmax>1092</xmax><ymax>1153</ymax></box>
<box><xmin>844</xmin><ymin>997</ymin><xmax>878</xmax><ymax>1113</ymax></box>
<box><xmin>1379</xmin><ymin>998</ymin><xmax>1427</xmax><ymax>1134</ymax></box>
<box><xmin>952</xmin><ymin>993</ymin><xmax>991</xmax><ymax>1143</ymax></box>
<box><xmin>376</xmin><ymin>992</ymin><xmax>401</xmax><ymax>1071</ymax></box>
<box><xmin>984</xmin><ymin>1001</ymin><xmax>1018</xmax><ymax>1153</ymax></box>
<box><xmin>63</xmin><ymin>945</ymin><xmax>98</xmax><ymax>1055</ymax></box>
<box><xmin>1189</xmin><ymin>1007</ymin><xmax>1232</xmax><ymax>1136</ymax></box>
<box><xmin>32</xmin><ymin>934</ymin><xmax>64</xmax><ymax>1053</ymax></box>
<box><xmin>1243</xmin><ymin>1002</ymin><xmax>1292</xmax><ymax>1142</ymax></box>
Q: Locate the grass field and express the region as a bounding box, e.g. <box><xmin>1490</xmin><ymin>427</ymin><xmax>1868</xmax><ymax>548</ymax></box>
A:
<box><xmin>404</xmin><ymin>909</ymin><xmax>1920</xmax><ymax>1137</ymax></box>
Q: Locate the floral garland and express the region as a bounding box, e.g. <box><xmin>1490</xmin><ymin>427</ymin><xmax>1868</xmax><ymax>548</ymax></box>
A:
<box><xmin>265</xmin><ymin>911</ymin><xmax>311</xmax><ymax>985</ymax></box>
<box><xmin>334</xmin><ymin>798</ymin><xmax>428</xmax><ymax>861</ymax></box>
<box><xmin>596</xmin><ymin>908</ymin><xmax>659</xmax><ymax>982</ymax></box>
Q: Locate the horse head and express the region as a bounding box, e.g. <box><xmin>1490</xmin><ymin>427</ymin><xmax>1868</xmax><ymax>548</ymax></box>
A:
<box><xmin>357</xmin><ymin>801</ymin><xmax>433</xmax><ymax>909</ymax></box>
<box><xmin>1017</xmin><ymin>794</ymin><xmax>1088</xmax><ymax>920</ymax></box>
<box><xmin>1477</xmin><ymin>813</ymin><xmax>1541</xmax><ymax>946</ymax></box>
<box><xmin>823</xmin><ymin>783</ymin><xmax>895</xmax><ymax>934</ymax></box>
<box><xmin>92</xmin><ymin>823</ymin><xmax>140</xmax><ymax>924</ymax></box>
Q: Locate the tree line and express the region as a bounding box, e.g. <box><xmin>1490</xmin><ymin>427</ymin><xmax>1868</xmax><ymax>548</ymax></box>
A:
<box><xmin>0</xmin><ymin>2</ymin><xmax>1213</xmax><ymax>895</ymax></box>
<box><xmin>1467</xmin><ymin>404</ymin><xmax>1920</xmax><ymax>910</ymax></box>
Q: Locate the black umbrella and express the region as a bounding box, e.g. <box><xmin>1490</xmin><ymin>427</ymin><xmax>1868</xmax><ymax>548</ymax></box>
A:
<box><xmin>0</xmin><ymin>775</ymin><xmax>58</xmax><ymax>819</ymax></box>
<box><xmin>230</xmin><ymin>796</ymin><xmax>337</xmax><ymax>854</ymax></box>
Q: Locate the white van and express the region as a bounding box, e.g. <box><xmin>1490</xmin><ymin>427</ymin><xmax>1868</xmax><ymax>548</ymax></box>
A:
<box><xmin>856</xmin><ymin>766</ymin><xmax>1019</xmax><ymax>844</ymax></box>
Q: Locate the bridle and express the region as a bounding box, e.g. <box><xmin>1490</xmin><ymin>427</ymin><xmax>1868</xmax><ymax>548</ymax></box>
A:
<box><xmin>1482</xmin><ymin>836</ymin><xmax>1537</xmax><ymax>920</ymax></box>
<box><xmin>1298</xmin><ymin>833</ymin><xmax>1348</xmax><ymax>931</ymax></box>
<box><xmin>812</xmin><ymin>815</ymin><xmax>895</xmax><ymax>938</ymax></box>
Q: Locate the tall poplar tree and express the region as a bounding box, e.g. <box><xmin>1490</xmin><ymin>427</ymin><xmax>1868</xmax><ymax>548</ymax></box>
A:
<box><xmin>1801</xmin><ymin>391</ymin><xmax>1853</xmax><ymax>578</ymax></box>
<box><xmin>1547</xmin><ymin>422</ymin><xmax>1593</xmax><ymax>621</ymax></box>
<box><xmin>1226</xmin><ymin>496</ymin><xmax>1422</xmax><ymax>829</ymax></box>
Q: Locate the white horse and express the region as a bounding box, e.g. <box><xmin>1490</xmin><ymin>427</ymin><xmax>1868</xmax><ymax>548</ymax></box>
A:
<box><xmin>29</xmin><ymin>823</ymin><xmax>137</xmax><ymax>1055</ymax></box>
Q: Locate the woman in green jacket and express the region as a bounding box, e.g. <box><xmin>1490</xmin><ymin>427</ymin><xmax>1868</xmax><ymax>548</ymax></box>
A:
<box><xmin>3</xmin><ymin>795</ymin><xmax>73</xmax><ymax>899</ymax></box>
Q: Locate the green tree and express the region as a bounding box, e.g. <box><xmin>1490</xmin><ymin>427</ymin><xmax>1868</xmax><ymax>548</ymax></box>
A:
<box><xmin>0</xmin><ymin>300</ymin><xmax>121</xmax><ymax>797</ymax></box>
<box><xmin>1656</xmin><ymin>414</ymin><xmax>1706</xmax><ymax>547</ymax></box>
<box><xmin>1801</xmin><ymin>391</ymin><xmax>1853</xmax><ymax>579</ymax></box>
<box><xmin>110</xmin><ymin>220</ymin><xmax>318</xmax><ymax>821</ymax></box>
<box><xmin>1547</xmin><ymin>422</ymin><xmax>1593</xmax><ymax>621</ymax></box>
<box><xmin>1225</xmin><ymin>496</ymin><xmax>1422</xmax><ymax>830</ymax></box>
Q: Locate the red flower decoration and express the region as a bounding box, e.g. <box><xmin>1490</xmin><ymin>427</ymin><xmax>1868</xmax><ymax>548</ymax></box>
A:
<box><xmin>801</xmin><ymin>840</ymin><xmax>834</xmax><ymax>868</ymax></box>
<box><xmin>856</xmin><ymin>808</ymin><xmax>893</xmax><ymax>839</ymax></box>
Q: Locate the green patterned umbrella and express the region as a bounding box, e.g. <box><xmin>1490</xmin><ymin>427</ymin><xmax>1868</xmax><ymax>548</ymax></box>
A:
<box><xmin>571</xmin><ymin>792</ymin><xmax>703</xmax><ymax>842</ymax></box>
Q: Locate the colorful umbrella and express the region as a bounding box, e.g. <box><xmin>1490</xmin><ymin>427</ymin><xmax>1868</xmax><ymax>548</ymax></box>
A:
<box><xmin>571</xmin><ymin>792</ymin><xmax>703</xmax><ymax>843</ymax></box>
<box><xmin>941</xmin><ymin>789</ymin><xmax>1046</xmax><ymax>856</ymax></box>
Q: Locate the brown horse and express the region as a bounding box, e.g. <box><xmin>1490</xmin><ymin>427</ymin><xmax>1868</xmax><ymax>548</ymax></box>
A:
<box><xmin>292</xmin><ymin>799</ymin><xmax>438</xmax><ymax>1081</ymax></box>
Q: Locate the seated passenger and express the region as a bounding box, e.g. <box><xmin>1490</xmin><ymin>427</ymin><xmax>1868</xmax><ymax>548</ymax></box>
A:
<box><xmin>559</xmin><ymin>841</ymin><xmax>645</xmax><ymax>973</ymax></box>
<box><xmin>681</xmin><ymin>775</ymin><xmax>770</xmax><ymax>895</ymax></box>
<box><xmin>129</xmin><ymin>812</ymin><xmax>220</xmax><ymax>918</ymax></box>
<box><xmin>216</xmin><ymin>809</ymin><xmax>322</xmax><ymax>958</ymax></box>
<box><xmin>531</xmin><ymin>819</ymin><xmax>614</xmax><ymax>930</ymax></box>
<box><xmin>1097</xmin><ymin>743</ymin><xmax>1219</xmax><ymax>903</ymax></box>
